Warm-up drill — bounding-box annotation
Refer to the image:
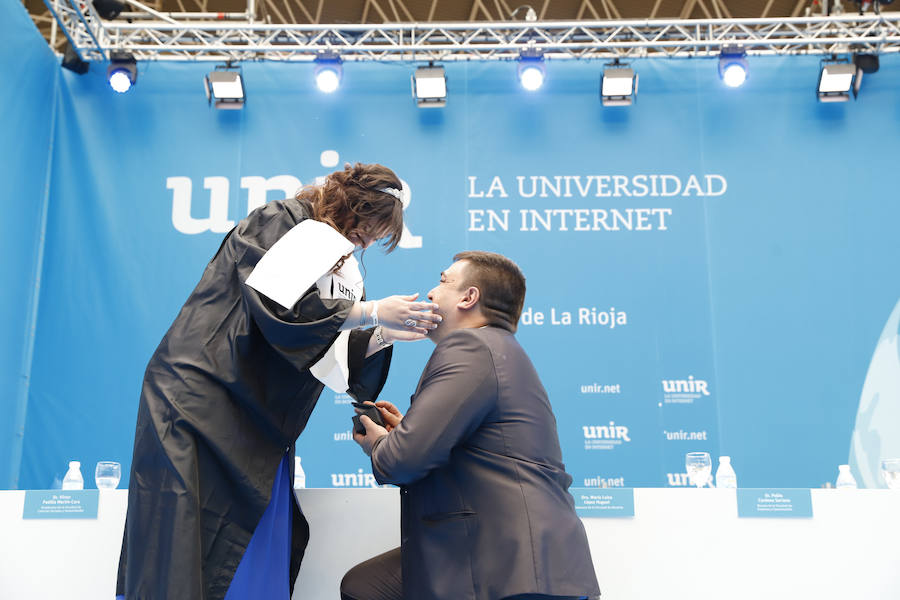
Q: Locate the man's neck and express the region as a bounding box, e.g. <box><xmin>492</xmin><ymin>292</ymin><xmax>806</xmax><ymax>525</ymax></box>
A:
<box><xmin>457</xmin><ymin>313</ymin><xmax>489</xmax><ymax>330</ymax></box>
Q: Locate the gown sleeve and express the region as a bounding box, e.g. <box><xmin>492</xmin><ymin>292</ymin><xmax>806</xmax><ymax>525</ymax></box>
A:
<box><xmin>228</xmin><ymin>212</ymin><xmax>358</xmax><ymax>373</ymax></box>
<box><xmin>228</xmin><ymin>207</ymin><xmax>392</xmax><ymax>395</ymax></box>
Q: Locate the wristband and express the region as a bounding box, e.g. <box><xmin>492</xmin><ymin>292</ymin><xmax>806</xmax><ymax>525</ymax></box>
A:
<box><xmin>373</xmin><ymin>325</ymin><xmax>392</xmax><ymax>349</ymax></box>
<box><xmin>371</xmin><ymin>300</ymin><xmax>379</xmax><ymax>327</ymax></box>
<box><xmin>358</xmin><ymin>302</ymin><xmax>368</xmax><ymax>328</ymax></box>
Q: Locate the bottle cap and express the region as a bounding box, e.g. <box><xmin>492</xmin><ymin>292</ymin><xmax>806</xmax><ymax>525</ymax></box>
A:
<box><xmin>719</xmin><ymin>456</ymin><xmax>731</xmax><ymax>463</ymax></box>
<box><xmin>69</xmin><ymin>461</ymin><xmax>80</xmax><ymax>468</ymax></box>
<box><xmin>295</xmin><ymin>456</ymin><xmax>302</xmax><ymax>466</ymax></box>
<box><xmin>839</xmin><ymin>464</ymin><xmax>850</xmax><ymax>471</ymax></box>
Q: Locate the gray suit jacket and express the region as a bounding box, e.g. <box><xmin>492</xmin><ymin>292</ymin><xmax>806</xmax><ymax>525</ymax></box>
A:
<box><xmin>371</xmin><ymin>326</ymin><xmax>601</xmax><ymax>600</ymax></box>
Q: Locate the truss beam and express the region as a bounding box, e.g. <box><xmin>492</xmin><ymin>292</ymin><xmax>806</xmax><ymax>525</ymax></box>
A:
<box><xmin>41</xmin><ymin>5</ymin><xmax>900</xmax><ymax>62</ymax></box>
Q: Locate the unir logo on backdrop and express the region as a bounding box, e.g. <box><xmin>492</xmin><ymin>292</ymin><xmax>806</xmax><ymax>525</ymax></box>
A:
<box><xmin>165</xmin><ymin>173</ymin><xmax>422</xmax><ymax>248</ymax></box>
<box><xmin>331</xmin><ymin>469</ymin><xmax>380</xmax><ymax>488</ymax></box>
<box><xmin>583</xmin><ymin>422</ymin><xmax>631</xmax><ymax>450</ymax></box>
<box><xmin>666</xmin><ymin>472</ymin><xmax>690</xmax><ymax>487</ymax></box>
<box><xmin>661</xmin><ymin>375</ymin><xmax>710</xmax><ymax>405</ymax></box>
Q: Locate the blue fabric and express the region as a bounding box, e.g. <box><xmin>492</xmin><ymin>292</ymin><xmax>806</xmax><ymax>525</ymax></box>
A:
<box><xmin>0</xmin><ymin>0</ymin><xmax>58</xmax><ymax>490</ymax></box>
<box><xmin>12</xmin><ymin>55</ymin><xmax>900</xmax><ymax>491</ymax></box>
<box><xmin>224</xmin><ymin>454</ymin><xmax>293</xmax><ymax>600</ymax></box>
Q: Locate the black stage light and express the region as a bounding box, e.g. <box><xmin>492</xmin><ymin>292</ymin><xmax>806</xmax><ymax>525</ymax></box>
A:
<box><xmin>108</xmin><ymin>51</ymin><xmax>137</xmax><ymax>94</ymax></box>
<box><xmin>517</xmin><ymin>49</ymin><xmax>545</xmax><ymax>91</ymax></box>
<box><xmin>314</xmin><ymin>52</ymin><xmax>343</xmax><ymax>93</ymax></box>
<box><xmin>61</xmin><ymin>43</ymin><xmax>89</xmax><ymax>75</ymax></box>
<box><xmin>854</xmin><ymin>53</ymin><xmax>880</xmax><ymax>74</ymax></box>
<box><xmin>718</xmin><ymin>46</ymin><xmax>748</xmax><ymax>88</ymax></box>
<box><xmin>92</xmin><ymin>0</ymin><xmax>125</xmax><ymax>20</ymax></box>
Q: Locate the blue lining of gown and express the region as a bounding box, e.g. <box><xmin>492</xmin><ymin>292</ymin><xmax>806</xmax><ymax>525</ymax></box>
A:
<box><xmin>117</xmin><ymin>454</ymin><xmax>294</xmax><ymax>600</ymax></box>
<box><xmin>224</xmin><ymin>453</ymin><xmax>294</xmax><ymax>600</ymax></box>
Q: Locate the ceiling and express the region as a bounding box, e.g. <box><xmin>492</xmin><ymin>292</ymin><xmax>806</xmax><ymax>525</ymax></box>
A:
<box><xmin>25</xmin><ymin>0</ymin><xmax>828</xmax><ymax>53</ymax></box>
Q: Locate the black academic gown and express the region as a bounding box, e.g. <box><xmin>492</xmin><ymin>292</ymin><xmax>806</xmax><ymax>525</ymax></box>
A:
<box><xmin>116</xmin><ymin>198</ymin><xmax>391</xmax><ymax>600</ymax></box>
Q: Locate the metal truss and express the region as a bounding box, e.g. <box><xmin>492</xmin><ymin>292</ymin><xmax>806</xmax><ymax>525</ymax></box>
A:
<box><xmin>43</xmin><ymin>0</ymin><xmax>900</xmax><ymax>63</ymax></box>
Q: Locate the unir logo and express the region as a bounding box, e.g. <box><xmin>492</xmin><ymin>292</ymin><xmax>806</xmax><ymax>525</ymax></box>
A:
<box><xmin>666</xmin><ymin>472</ymin><xmax>690</xmax><ymax>486</ymax></box>
<box><xmin>661</xmin><ymin>376</ymin><xmax>710</xmax><ymax>396</ymax></box>
<box><xmin>166</xmin><ymin>169</ymin><xmax>422</xmax><ymax>248</ymax></box>
<box><xmin>331</xmin><ymin>469</ymin><xmax>380</xmax><ymax>488</ymax></box>
<box><xmin>582</xmin><ymin>422</ymin><xmax>631</xmax><ymax>442</ymax></box>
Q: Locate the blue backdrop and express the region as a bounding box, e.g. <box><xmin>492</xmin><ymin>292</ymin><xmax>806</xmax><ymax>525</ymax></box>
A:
<box><xmin>3</xmin><ymin>0</ymin><xmax>900</xmax><ymax>491</ymax></box>
<box><xmin>0</xmin><ymin>2</ymin><xmax>59</xmax><ymax>489</ymax></box>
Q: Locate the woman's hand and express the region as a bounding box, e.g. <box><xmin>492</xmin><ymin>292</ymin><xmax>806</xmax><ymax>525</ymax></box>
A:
<box><xmin>375</xmin><ymin>293</ymin><xmax>441</xmax><ymax>335</ymax></box>
<box><xmin>374</xmin><ymin>400</ymin><xmax>404</xmax><ymax>432</ymax></box>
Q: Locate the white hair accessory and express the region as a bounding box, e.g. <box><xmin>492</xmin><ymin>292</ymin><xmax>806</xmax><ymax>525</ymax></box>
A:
<box><xmin>377</xmin><ymin>187</ymin><xmax>402</xmax><ymax>200</ymax></box>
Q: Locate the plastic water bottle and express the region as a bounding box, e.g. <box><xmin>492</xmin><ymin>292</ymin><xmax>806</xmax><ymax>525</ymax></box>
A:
<box><xmin>836</xmin><ymin>464</ymin><xmax>858</xmax><ymax>489</ymax></box>
<box><xmin>293</xmin><ymin>456</ymin><xmax>306</xmax><ymax>489</ymax></box>
<box><xmin>715</xmin><ymin>456</ymin><xmax>738</xmax><ymax>488</ymax></box>
<box><xmin>61</xmin><ymin>461</ymin><xmax>84</xmax><ymax>490</ymax></box>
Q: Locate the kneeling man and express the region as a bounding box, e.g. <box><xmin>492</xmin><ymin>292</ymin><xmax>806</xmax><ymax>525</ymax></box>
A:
<box><xmin>343</xmin><ymin>251</ymin><xmax>601</xmax><ymax>600</ymax></box>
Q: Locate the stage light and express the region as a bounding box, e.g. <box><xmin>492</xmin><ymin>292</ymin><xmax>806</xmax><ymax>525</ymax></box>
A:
<box><xmin>411</xmin><ymin>65</ymin><xmax>447</xmax><ymax>108</ymax></box>
<box><xmin>204</xmin><ymin>67</ymin><xmax>245</xmax><ymax>110</ymax></box>
<box><xmin>517</xmin><ymin>50</ymin><xmax>545</xmax><ymax>91</ymax></box>
<box><xmin>61</xmin><ymin>43</ymin><xmax>89</xmax><ymax>75</ymax></box>
<box><xmin>600</xmin><ymin>63</ymin><xmax>637</xmax><ymax>106</ymax></box>
<box><xmin>718</xmin><ymin>46</ymin><xmax>748</xmax><ymax>88</ymax></box>
<box><xmin>314</xmin><ymin>53</ymin><xmax>342</xmax><ymax>93</ymax></box>
<box><xmin>817</xmin><ymin>59</ymin><xmax>859</xmax><ymax>102</ymax></box>
<box><xmin>854</xmin><ymin>53</ymin><xmax>880</xmax><ymax>74</ymax></box>
<box><xmin>92</xmin><ymin>0</ymin><xmax>124</xmax><ymax>19</ymax></box>
<box><xmin>107</xmin><ymin>52</ymin><xmax>137</xmax><ymax>94</ymax></box>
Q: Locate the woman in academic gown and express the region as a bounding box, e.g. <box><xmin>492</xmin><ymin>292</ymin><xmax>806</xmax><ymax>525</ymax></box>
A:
<box><xmin>115</xmin><ymin>163</ymin><xmax>439</xmax><ymax>600</ymax></box>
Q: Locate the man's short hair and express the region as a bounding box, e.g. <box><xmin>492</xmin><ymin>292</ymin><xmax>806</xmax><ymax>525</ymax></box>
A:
<box><xmin>453</xmin><ymin>251</ymin><xmax>526</xmax><ymax>332</ymax></box>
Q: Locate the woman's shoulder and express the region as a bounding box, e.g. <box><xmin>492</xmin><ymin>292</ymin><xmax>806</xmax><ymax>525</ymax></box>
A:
<box><xmin>229</xmin><ymin>197</ymin><xmax>313</xmax><ymax>253</ymax></box>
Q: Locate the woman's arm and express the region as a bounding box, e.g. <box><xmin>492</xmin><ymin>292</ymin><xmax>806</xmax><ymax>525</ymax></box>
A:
<box><xmin>340</xmin><ymin>294</ymin><xmax>441</xmax><ymax>333</ymax></box>
<box><xmin>363</xmin><ymin>326</ymin><xmax>428</xmax><ymax>358</ymax></box>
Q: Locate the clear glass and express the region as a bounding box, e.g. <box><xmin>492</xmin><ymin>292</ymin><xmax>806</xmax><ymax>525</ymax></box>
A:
<box><xmin>881</xmin><ymin>458</ymin><xmax>900</xmax><ymax>490</ymax></box>
<box><xmin>95</xmin><ymin>461</ymin><xmax>122</xmax><ymax>489</ymax></box>
<box><xmin>685</xmin><ymin>452</ymin><xmax>712</xmax><ymax>488</ymax></box>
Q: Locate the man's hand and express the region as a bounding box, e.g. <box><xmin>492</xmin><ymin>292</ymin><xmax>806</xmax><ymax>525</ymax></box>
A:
<box><xmin>352</xmin><ymin>415</ymin><xmax>388</xmax><ymax>456</ymax></box>
<box><xmin>374</xmin><ymin>400</ymin><xmax>404</xmax><ymax>432</ymax></box>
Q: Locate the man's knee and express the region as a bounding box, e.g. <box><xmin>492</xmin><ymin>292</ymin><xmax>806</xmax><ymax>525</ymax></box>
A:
<box><xmin>339</xmin><ymin>565</ymin><xmax>365</xmax><ymax>600</ymax></box>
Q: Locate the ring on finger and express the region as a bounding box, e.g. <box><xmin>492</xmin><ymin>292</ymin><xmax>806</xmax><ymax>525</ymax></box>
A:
<box><xmin>404</xmin><ymin>318</ymin><xmax>417</xmax><ymax>328</ymax></box>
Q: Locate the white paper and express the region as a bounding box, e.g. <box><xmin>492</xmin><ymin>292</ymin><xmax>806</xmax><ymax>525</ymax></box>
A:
<box><xmin>245</xmin><ymin>219</ymin><xmax>354</xmax><ymax>310</ymax></box>
<box><xmin>310</xmin><ymin>330</ymin><xmax>352</xmax><ymax>393</ymax></box>
<box><xmin>309</xmin><ymin>254</ymin><xmax>365</xmax><ymax>393</ymax></box>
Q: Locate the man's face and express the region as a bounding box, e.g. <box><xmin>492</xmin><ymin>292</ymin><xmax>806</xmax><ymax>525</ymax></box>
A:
<box><xmin>426</xmin><ymin>260</ymin><xmax>469</xmax><ymax>343</ymax></box>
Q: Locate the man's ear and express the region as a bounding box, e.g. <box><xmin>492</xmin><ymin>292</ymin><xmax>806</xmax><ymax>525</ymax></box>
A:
<box><xmin>457</xmin><ymin>286</ymin><xmax>481</xmax><ymax>311</ymax></box>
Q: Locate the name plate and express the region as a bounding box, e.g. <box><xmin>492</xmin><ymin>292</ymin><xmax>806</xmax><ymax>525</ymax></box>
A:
<box><xmin>737</xmin><ymin>488</ymin><xmax>812</xmax><ymax>518</ymax></box>
<box><xmin>23</xmin><ymin>490</ymin><xmax>99</xmax><ymax>519</ymax></box>
<box><xmin>571</xmin><ymin>487</ymin><xmax>635</xmax><ymax>518</ymax></box>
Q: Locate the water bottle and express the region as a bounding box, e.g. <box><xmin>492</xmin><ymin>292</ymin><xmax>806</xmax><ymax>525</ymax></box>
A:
<box><xmin>293</xmin><ymin>456</ymin><xmax>306</xmax><ymax>489</ymax></box>
<box><xmin>715</xmin><ymin>456</ymin><xmax>738</xmax><ymax>488</ymax></box>
<box><xmin>836</xmin><ymin>464</ymin><xmax>858</xmax><ymax>489</ymax></box>
<box><xmin>61</xmin><ymin>461</ymin><xmax>84</xmax><ymax>490</ymax></box>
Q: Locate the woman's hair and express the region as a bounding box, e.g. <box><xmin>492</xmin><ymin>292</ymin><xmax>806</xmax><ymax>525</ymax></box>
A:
<box><xmin>297</xmin><ymin>162</ymin><xmax>405</xmax><ymax>252</ymax></box>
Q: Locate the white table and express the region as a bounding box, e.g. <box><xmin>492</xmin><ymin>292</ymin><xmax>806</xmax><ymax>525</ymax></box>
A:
<box><xmin>0</xmin><ymin>488</ymin><xmax>897</xmax><ymax>600</ymax></box>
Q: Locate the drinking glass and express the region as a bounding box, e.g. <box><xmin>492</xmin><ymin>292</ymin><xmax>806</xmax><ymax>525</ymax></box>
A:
<box><xmin>685</xmin><ymin>452</ymin><xmax>712</xmax><ymax>488</ymax></box>
<box><xmin>881</xmin><ymin>458</ymin><xmax>900</xmax><ymax>490</ymax></box>
<box><xmin>95</xmin><ymin>461</ymin><xmax>122</xmax><ymax>489</ymax></box>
